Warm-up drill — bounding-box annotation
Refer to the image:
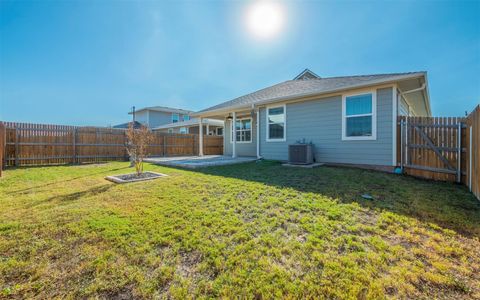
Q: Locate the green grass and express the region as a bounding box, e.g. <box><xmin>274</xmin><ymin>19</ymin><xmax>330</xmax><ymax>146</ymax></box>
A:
<box><xmin>0</xmin><ymin>161</ymin><xmax>479</xmax><ymax>299</ymax></box>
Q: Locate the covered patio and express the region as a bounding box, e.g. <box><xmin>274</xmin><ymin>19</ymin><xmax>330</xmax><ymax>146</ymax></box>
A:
<box><xmin>144</xmin><ymin>155</ymin><xmax>258</xmax><ymax>169</ymax></box>
<box><xmin>194</xmin><ymin>107</ymin><xmax>260</xmax><ymax>159</ymax></box>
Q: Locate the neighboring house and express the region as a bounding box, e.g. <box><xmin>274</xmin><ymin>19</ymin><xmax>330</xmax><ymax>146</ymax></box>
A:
<box><xmin>128</xmin><ymin>106</ymin><xmax>194</xmax><ymax>128</ymax></box>
<box><xmin>192</xmin><ymin>69</ymin><xmax>431</xmax><ymax>169</ymax></box>
<box><xmin>115</xmin><ymin>105</ymin><xmax>224</xmax><ymax>135</ymax></box>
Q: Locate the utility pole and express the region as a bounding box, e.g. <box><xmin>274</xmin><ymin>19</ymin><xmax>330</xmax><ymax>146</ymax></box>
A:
<box><xmin>132</xmin><ymin>106</ymin><xmax>136</xmax><ymax>123</ymax></box>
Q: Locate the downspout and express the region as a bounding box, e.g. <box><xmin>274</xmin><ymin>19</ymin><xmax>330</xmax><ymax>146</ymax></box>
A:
<box><xmin>253</xmin><ymin>104</ymin><xmax>261</xmax><ymax>159</ymax></box>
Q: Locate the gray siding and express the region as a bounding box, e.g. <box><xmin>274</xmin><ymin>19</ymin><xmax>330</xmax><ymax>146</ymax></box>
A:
<box><xmin>136</xmin><ymin>111</ymin><xmax>191</xmax><ymax>128</ymax></box>
<box><xmin>148</xmin><ymin>111</ymin><xmax>174</xmax><ymax>128</ymax></box>
<box><xmin>224</xmin><ymin>118</ymin><xmax>257</xmax><ymax>157</ymax></box>
<box><xmin>135</xmin><ymin>111</ymin><xmax>149</xmax><ymax>126</ymax></box>
<box><xmin>259</xmin><ymin>87</ymin><xmax>394</xmax><ymax>166</ymax></box>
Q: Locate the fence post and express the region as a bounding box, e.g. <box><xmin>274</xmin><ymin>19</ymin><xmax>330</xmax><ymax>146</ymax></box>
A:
<box><xmin>469</xmin><ymin>125</ymin><xmax>472</xmax><ymax>191</ymax></box>
<box><xmin>193</xmin><ymin>135</ymin><xmax>196</xmax><ymax>155</ymax></box>
<box><xmin>457</xmin><ymin>122</ymin><xmax>462</xmax><ymax>183</ymax></box>
<box><xmin>405</xmin><ymin>117</ymin><xmax>409</xmax><ymax>166</ymax></box>
<box><xmin>400</xmin><ymin>119</ymin><xmax>404</xmax><ymax>171</ymax></box>
<box><xmin>124</xmin><ymin>130</ymin><xmax>129</xmax><ymax>161</ymax></box>
<box><xmin>163</xmin><ymin>135</ymin><xmax>166</xmax><ymax>157</ymax></box>
<box><xmin>0</xmin><ymin>123</ymin><xmax>4</xmax><ymax>177</ymax></box>
<box><xmin>15</xmin><ymin>128</ymin><xmax>19</xmax><ymax>167</ymax></box>
<box><xmin>72</xmin><ymin>128</ymin><xmax>76</xmax><ymax>164</ymax></box>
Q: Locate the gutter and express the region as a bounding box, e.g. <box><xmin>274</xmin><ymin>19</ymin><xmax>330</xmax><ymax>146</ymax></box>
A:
<box><xmin>192</xmin><ymin>73</ymin><xmax>427</xmax><ymax>118</ymax></box>
<box><xmin>399</xmin><ymin>81</ymin><xmax>431</xmax><ymax>116</ymax></box>
<box><xmin>399</xmin><ymin>83</ymin><xmax>426</xmax><ymax>96</ymax></box>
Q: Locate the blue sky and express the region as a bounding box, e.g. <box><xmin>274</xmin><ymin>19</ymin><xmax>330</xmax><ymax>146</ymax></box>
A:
<box><xmin>1</xmin><ymin>0</ymin><xmax>479</xmax><ymax>126</ymax></box>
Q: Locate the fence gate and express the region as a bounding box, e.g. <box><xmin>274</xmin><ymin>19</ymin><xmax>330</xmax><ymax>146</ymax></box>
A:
<box><xmin>399</xmin><ymin>116</ymin><xmax>466</xmax><ymax>183</ymax></box>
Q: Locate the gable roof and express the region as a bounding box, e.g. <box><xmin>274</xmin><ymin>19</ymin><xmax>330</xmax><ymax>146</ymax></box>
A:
<box><xmin>129</xmin><ymin>106</ymin><xmax>194</xmax><ymax>115</ymax></box>
<box><xmin>195</xmin><ymin>71</ymin><xmax>428</xmax><ymax>116</ymax></box>
<box><xmin>294</xmin><ymin>68</ymin><xmax>321</xmax><ymax>80</ymax></box>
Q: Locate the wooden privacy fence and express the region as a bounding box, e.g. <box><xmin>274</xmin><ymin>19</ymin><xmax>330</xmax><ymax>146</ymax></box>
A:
<box><xmin>0</xmin><ymin>122</ymin><xmax>223</xmax><ymax>169</ymax></box>
<box><xmin>0</xmin><ymin>123</ymin><xmax>4</xmax><ymax>177</ymax></box>
<box><xmin>466</xmin><ymin>106</ymin><xmax>479</xmax><ymax>199</ymax></box>
<box><xmin>398</xmin><ymin>116</ymin><xmax>466</xmax><ymax>182</ymax></box>
<box><xmin>397</xmin><ymin>105</ymin><xmax>480</xmax><ymax>200</ymax></box>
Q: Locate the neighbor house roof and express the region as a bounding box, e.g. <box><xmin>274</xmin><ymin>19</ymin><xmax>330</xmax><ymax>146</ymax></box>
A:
<box><xmin>129</xmin><ymin>106</ymin><xmax>194</xmax><ymax>115</ymax></box>
<box><xmin>112</xmin><ymin>121</ymin><xmax>143</xmax><ymax>129</ymax></box>
<box><xmin>152</xmin><ymin>118</ymin><xmax>224</xmax><ymax>130</ymax></box>
<box><xmin>194</xmin><ymin>71</ymin><xmax>429</xmax><ymax>116</ymax></box>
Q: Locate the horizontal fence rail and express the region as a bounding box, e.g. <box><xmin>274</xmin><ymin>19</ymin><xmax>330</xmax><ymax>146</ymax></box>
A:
<box><xmin>0</xmin><ymin>122</ymin><xmax>223</xmax><ymax>169</ymax></box>
<box><xmin>397</xmin><ymin>105</ymin><xmax>479</xmax><ymax>200</ymax></box>
<box><xmin>398</xmin><ymin>116</ymin><xmax>466</xmax><ymax>182</ymax></box>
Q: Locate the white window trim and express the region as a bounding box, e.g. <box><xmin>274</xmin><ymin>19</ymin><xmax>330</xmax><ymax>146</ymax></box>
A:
<box><xmin>172</xmin><ymin>113</ymin><xmax>179</xmax><ymax>123</ymax></box>
<box><xmin>230</xmin><ymin>117</ymin><xmax>252</xmax><ymax>144</ymax></box>
<box><xmin>341</xmin><ymin>91</ymin><xmax>377</xmax><ymax>141</ymax></box>
<box><xmin>266</xmin><ymin>104</ymin><xmax>287</xmax><ymax>142</ymax></box>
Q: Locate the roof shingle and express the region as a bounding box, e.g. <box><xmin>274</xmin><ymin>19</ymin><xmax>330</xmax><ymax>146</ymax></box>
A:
<box><xmin>198</xmin><ymin>72</ymin><xmax>425</xmax><ymax>114</ymax></box>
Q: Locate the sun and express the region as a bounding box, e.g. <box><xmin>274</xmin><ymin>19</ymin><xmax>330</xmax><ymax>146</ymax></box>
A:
<box><xmin>246</xmin><ymin>1</ymin><xmax>285</xmax><ymax>39</ymax></box>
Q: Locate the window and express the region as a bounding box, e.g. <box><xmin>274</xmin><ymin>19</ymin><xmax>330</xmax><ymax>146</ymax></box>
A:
<box><xmin>266</xmin><ymin>105</ymin><xmax>286</xmax><ymax>141</ymax></box>
<box><xmin>342</xmin><ymin>92</ymin><xmax>376</xmax><ymax>140</ymax></box>
<box><xmin>216</xmin><ymin>127</ymin><xmax>223</xmax><ymax>136</ymax></box>
<box><xmin>168</xmin><ymin>128</ymin><xmax>173</xmax><ymax>133</ymax></box>
<box><xmin>172</xmin><ymin>113</ymin><xmax>179</xmax><ymax>123</ymax></box>
<box><xmin>183</xmin><ymin>115</ymin><xmax>190</xmax><ymax>121</ymax></box>
<box><xmin>231</xmin><ymin>118</ymin><xmax>251</xmax><ymax>143</ymax></box>
<box><xmin>179</xmin><ymin>127</ymin><xmax>188</xmax><ymax>134</ymax></box>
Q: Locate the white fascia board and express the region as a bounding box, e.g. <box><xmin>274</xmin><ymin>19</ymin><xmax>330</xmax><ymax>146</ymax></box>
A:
<box><xmin>152</xmin><ymin>118</ymin><xmax>223</xmax><ymax>130</ymax></box>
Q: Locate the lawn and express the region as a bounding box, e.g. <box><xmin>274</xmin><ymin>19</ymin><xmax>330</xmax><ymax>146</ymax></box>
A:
<box><xmin>0</xmin><ymin>161</ymin><xmax>479</xmax><ymax>299</ymax></box>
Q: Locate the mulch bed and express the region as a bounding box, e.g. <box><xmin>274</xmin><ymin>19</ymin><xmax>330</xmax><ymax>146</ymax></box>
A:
<box><xmin>105</xmin><ymin>171</ymin><xmax>167</xmax><ymax>183</ymax></box>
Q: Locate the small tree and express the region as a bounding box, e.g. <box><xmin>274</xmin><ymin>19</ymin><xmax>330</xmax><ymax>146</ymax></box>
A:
<box><xmin>126</xmin><ymin>124</ymin><xmax>154</xmax><ymax>176</ymax></box>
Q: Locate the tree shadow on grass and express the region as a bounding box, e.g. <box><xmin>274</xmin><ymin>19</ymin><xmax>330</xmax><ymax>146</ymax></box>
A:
<box><xmin>27</xmin><ymin>184</ymin><xmax>114</xmax><ymax>208</ymax></box>
<box><xmin>180</xmin><ymin>160</ymin><xmax>480</xmax><ymax>238</ymax></box>
<box><xmin>7</xmin><ymin>166</ymin><xmax>129</xmax><ymax>195</ymax></box>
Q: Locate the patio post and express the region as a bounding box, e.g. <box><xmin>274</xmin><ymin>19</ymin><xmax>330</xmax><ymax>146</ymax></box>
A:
<box><xmin>199</xmin><ymin>117</ymin><xmax>204</xmax><ymax>156</ymax></box>
<box><xmin>256</xmin><ymin>109</ymin><xmax>260</xmax><ymax>159</ymax></box>
<box><xmin>232</xmin><ymin>112</ymin><xmax>237</xmax><ymax>158</ymax></box>
<box><xmin>206</xmin><ymin>124</ymin><xmax>210</xmax><ymax>136</ymax></box>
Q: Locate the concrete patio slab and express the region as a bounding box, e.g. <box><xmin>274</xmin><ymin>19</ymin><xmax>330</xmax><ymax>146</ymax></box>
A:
<box><xmin>145</xmin><ymin>155</ymin><xmax>258</xmax><ymax>169</ymax></box>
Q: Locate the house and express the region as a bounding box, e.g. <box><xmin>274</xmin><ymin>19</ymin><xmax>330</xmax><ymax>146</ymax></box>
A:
<box><xmin>115</xmin><ymin>106</ymin><xmax>224</xmax><ymax>135</ymax></box>
<box><xmin>192</xmin><ymin>69</ymin><xmax>431</xmax><ymax>170</ymax></box>
<box><xmin>128</xmin><ymin>106</ymin><xmax>194</xmax><ymax>128</ymax></box>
